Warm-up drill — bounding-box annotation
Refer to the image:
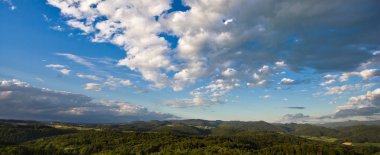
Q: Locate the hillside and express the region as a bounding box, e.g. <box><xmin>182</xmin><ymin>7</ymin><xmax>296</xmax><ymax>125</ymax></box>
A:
<box><xmin>1</xmin><ymin>119</ymin><xmax>380</xmax><ymax>154</ymax></box>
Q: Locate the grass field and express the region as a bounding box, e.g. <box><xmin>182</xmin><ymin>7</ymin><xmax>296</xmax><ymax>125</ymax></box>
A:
<box><xmin>301</xmin><ymin>136</ymin><xmax>338</xmax><ymax>143</ymax></box>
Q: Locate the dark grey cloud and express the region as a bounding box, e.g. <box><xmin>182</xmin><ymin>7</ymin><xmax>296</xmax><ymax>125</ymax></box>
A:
<box><xmin>334</xmin><ymin>107</ymin><xmax>380</xmax><ymax>119</ymax></box>
<box><xmin>286</xmin><ymin>107</ymin><xmax>306</xmax><ymax>110</ymax></box>
<box><xmin>171</xmin><ymin>0</ymin><xmax>380</xmax><ymax>73</ymax></box>
<box><xmin>0</xmin><ymin>79</ymin><xmax>177</xmax><ymax>123</ymax></box>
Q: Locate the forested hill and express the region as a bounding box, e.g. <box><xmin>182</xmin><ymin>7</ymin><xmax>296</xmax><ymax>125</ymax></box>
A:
<box><xmin>1</xmin><ymin>119</ymin><xmax>380</xmax><ymax>154</ymax></box>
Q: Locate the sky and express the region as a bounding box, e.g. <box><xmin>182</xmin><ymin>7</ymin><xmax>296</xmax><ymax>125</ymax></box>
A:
<box><xmin>0</xmin><ymin>0</ymin><xmax>379</xmax><ymax>123</ymax></box>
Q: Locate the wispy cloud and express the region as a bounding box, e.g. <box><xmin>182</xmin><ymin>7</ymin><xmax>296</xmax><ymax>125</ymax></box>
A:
<box><xmin>2</xmin><ymin>0</ymin><xmax>16</xmax><ymax>10</ymax></box>
<box><xmin>76</xmin><ymin>73</ymin><xmax>102</xmax><ymax>81</ymax></box>
<box><xmin>45</xmin><ymin>64</ymin><xmax>65</xmax><ymax>68</ymax></box>
<box><xmin>56</xmin><ymin>53</ymin><xmax>95</xmax><ymax>68</ymax></box>
<box><xmin>45</xmin><ymin>64</ymin><xmax>71</xmax><ymax>75</ymax></box>
<box><xmin>50</xmin><ymin>25</ymin><xmax>64</xmax><ymax>31</ymax></box>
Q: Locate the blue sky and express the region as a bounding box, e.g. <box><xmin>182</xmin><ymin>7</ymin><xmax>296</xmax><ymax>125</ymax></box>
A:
<box><xmin>0</xmin><ymin>0</ymin><xmax>379</xmax><ymax>123</ymax></box>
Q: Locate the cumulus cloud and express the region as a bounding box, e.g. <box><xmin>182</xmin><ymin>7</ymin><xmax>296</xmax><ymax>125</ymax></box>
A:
<box><xmin>324</xmin><ymin>84</ymin><xmax>362</xmax><ymax>95</ymax></box>
<box><xmin>247</xmin><ymin>64</ymin><xmax>283</xmax><ymax>87</ymax></box>
<box><xmin>320</xmin><ymin>74</ymin><xmax>338</xmax><ymax>86</ymax></box>
<box><xmin>339</xmin><ymin>69</ymin><xmax>380</xmax><ymax>82</ymax></box>
<box><xmin>48</xmin><ymin>0</ymin><xmax>379</xmax><ymax>88</ymax></box>
<box><xmin>76</xmin><ymin>73</ymin><xmax>102</xmax><ymax>81</ymax></box>
<box><xmin>84</xmin><ymin>83</ymin><xmax>102</xmax><ymax>91</ymax></box>
<box><xmin>0</xmin><ymin>79</ymin><xmax>177</xmax><ymax>123</ymax></box>
<box><xmin>334</xmin><ymin>88</ymin><xmax>380</xmax><ymax>118</ymax></box>
<box><xmin>165</xmin><ymin>78</ymin><xmax>240</xmax><ymax>107</ymax></box>
<box><xmin>48</xmin><ymin>0</ymin><xmax>380</xmax><ymax>107</ymax></box>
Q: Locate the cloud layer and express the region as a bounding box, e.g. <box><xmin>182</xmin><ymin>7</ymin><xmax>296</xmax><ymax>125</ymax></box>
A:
<box><xmin>47</xmin><ymin>0</ymin><xmax>380</xmax><ymax>109</ymax></box>
<box><xmin>0</xmin><ymin>79</ymin><xmax>177</xmax><ymax>123</ymax></box>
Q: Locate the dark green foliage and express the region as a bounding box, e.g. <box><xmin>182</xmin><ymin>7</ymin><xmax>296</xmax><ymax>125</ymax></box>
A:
<box><xmin>256</xmin><ymin>144</ymin><xmax>354</xmax><ymax>155</ymax></box>
<box><xmin>278</xmin><ymin>123</ymin><xmax>340</xmax><ymax>137</ymax></box>
<box><xmin>9</xmin><ymin>131</ymin><xmax>361</xmax><ymax>155</ymax></box>
<box><xmin>335</xmin><ymin>125</ymin><xmax>380</xmax><ymax>143</ymax></box>
<box><xmin>1</xmin><ymin>119</ymin><xmax>380</xmax><ymax>154</ymax></box>
<box><xmin>0</xmin><ymin>122</ymin><xmax>75</xmax><ymax>145</ymax></box>
<box><xmin>278</xmin><ymin>124</ymin><xmax>380</xmax><ymax>143</ymax></box>
<box><xmin>150</xmin><ymin>124</ymin><xmax>209</xmax><ymax>135</ymax></box>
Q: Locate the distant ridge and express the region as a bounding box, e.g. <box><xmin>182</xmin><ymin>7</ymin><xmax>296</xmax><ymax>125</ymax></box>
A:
<box><xmin>316</xmin><ymin>120</ymin><xmax>380</xmax><ymax>128</ymax></box>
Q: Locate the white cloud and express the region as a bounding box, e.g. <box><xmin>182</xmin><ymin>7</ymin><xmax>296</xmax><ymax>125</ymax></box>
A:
<box><xmin>59</xmin><ymin>68</ymin><xmax>71</xmax><ymax>75</ymax></box>
<box><xmin>84</xmin><ymin>83</ymin><xmax>101</xmax><ymax>91</ymax></box>
<box><xmin>76</xmin><ymin>73</ymin><xmax>102</xmax><ymax>81</ymax></box>
<box><xmin>275</xmin><ymin>61</ymin><xmax>287</xmax><ymax>68</ymax></box>
<box><xmin>67</xmin><ymin>19</ymin><xmax>94</xmax><ymax>34</ymax></box>
<box><xmin>45</xmin><ymin>64</ymin><xmax>71</xmax><ymax>75</ymax></box>
<box><xmin>166</xmin><ymin>78</ymin><xmax>240</xmax><ymax>107</ymax></box>
<box><xmin>324</xmin><ymin>84</ymin><xmax>364</xmax><ymax>95</ymax></box>
<box><xmin>223</xmin><ymin>18</ymin><xmax>233</xmax><ymax>25</ymax></box>
<box><xmin>360</xmin><ymin>69</ymin><xmax>380</xmax><ymax>79</ymax></box>
<box><xmin>104</xmin><ymin>76</ymin><xmax>132</xmax><ymax>89</ymax></box>
<box><xmin>222</xmin><ymin>68</ymin><xmax>237</xmax><ymax>77</ymax></box>
<box><xmin>323</xmin><ymin>74</ymin><xmax>337</xmax><ymax>79</ymax></box>
<box><xmin>339</xmin><ymin>69</ymin><xmax>380</xmax><ymax>82</ymax></box>
<box><xmin>45</xmin><ymin>64</ymin><xmax>65</xmax><ymax>68</ymax></box>
<box><xmin>280</xmin><ymin>78</ymin><xmax>295</xmax><ymax>85</ymax></box>
<box><xmin>320</xmin><ymin>79</ymin><xmax>336</xmax><ymax>86</ymax></box>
